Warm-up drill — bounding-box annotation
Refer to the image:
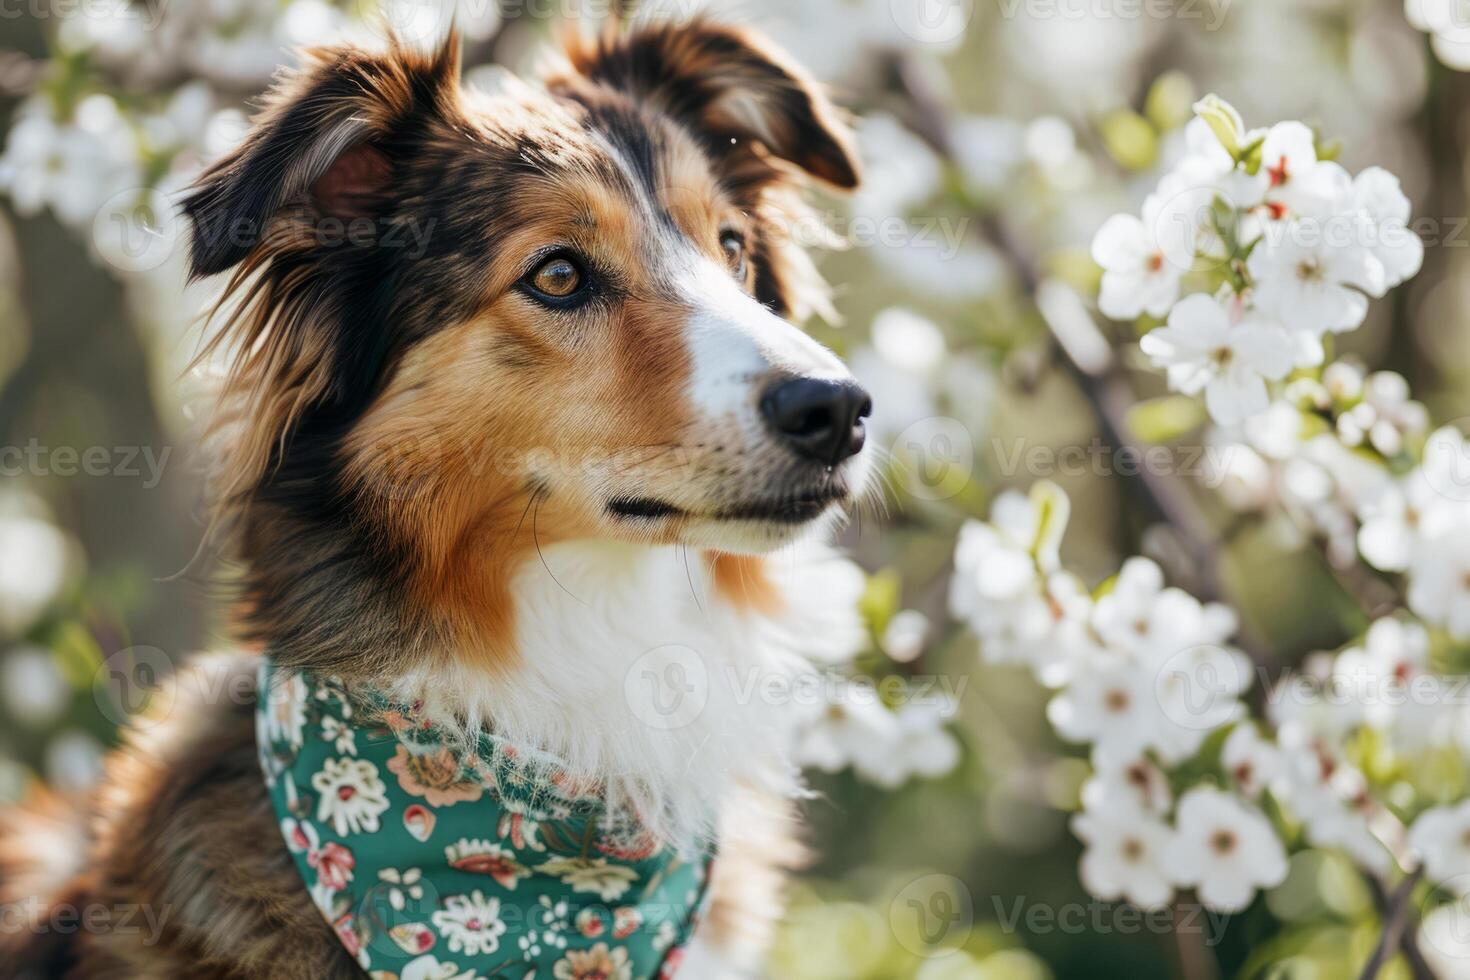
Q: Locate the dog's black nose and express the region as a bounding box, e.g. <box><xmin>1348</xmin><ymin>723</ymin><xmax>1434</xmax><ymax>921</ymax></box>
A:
<box><xmin>760</xmin><ymin>377</ymin><xmax>872</xmax><ymax>465</ymax></box>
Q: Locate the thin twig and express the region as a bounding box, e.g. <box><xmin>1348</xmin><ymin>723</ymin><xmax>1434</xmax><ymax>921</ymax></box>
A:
<box><xmin>1361</xmin><ymin>869</ymin><xmax>1433</xmax><ymax>980</ymax></box>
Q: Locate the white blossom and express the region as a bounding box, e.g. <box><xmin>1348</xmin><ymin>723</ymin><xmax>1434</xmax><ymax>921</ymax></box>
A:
<box><xmin>1140</xmin><ymin>294</ymin><xmax>1295</xmax><ymax>425</ymax></box>
<box><xmin>1164</xmin><ymin>786</ymin><xmax>1288</xmax><ymax>912</ymax></box>
<box><xmin>1091</xmin><ymin>193</ymin><xmax>1184</xmax><ymax>321</ymax></box>
<box><xmin>1411</xmin><ymin>800</ymin><xmax>1470</xmax><ymax>890</ymax></box>
<box><xmin>1072</xmin><ymin>810</ymin><xmax>1176</xmax><ymax>909</ymax></box>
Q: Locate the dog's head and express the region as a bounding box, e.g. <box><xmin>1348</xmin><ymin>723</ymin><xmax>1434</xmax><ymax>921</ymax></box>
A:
<box><xmin>187</xmin><ymin>20</ymin><xmax>868</xmax><ymax>668</ymax></box>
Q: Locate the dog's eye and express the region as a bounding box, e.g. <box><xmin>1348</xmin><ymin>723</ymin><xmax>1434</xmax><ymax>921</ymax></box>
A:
<box><xmin>522</xmin><ymin>253</ymin><xmax>588</xmax><ymax>305</ymax></box>
<box><xmin>720</xmin><ymin>230</ymin><xmax>746</xmax><ymax>280</ymax></box>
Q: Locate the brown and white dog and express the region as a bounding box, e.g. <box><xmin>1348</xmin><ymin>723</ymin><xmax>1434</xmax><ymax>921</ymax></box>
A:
<box><xmin>0</xmin><ymin>17</ymin><xmax>872</xmax><ymax>978</ymax></box>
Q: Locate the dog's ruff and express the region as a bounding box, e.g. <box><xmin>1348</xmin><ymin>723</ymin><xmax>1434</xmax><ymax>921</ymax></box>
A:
<box><xmin>258</xmin><ymin>539</ymin><xmax>864</xmax><ymax>978</ymax></box>
<box><xmin>383</xmin><ymin>539</ymin><xmax>864</xmax><ymax>851</ymax></box>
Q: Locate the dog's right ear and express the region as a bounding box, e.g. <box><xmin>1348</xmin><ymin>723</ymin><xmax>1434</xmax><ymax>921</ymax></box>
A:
<box><xmin>183</xmin><ymin>36</ymin><xmax>461</xmax><ymax>279</ymax></box>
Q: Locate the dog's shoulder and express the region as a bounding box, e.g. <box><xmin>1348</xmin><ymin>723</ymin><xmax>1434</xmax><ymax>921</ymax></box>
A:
<box><xmin>0</xmin><ymin>652</ymin><xmax>357</xmax><ymax>979</ymax></box>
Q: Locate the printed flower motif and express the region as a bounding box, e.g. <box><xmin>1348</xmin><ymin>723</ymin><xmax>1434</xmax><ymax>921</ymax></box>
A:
<box><xmin>498</xmin><ymin>799</ymin><xmax>547</xmax><ymax>852</ymax></box>
<box><xmin>1163</xmin><ymin>786</ymin><xmax>1287</xmax><ymax>911</ymax></box>
<box><xmin>612</xmin><ymin>907</ymin><xmax>642</xmax><ymax>940</ymax></box>
<box><xmin>1140</xmin><ymin>293</ymin><xmax>1294</xmax><ymax>425</ymax></box>
<box><xmin>594</xmin><ymin>829</ymin><xmax>661</xmax><ymax>862</ymax></box>
<box><xmin>312</xmin><ymin>757</ymin><xmax>391</xmax><ymax>836</ymax></box>
<box><xmin>309</xmin><ymin>841</ymin><xmax>356</xmax><ymax>892</ymax></box>
<box><xmin>552</xmin><ymin>942</ymin><xmax>633</xmax><ymax>980</ymax></box>
<box><xmin>445</xmin><ymin>839</ymin><xmax>528</xmax><ymax>889</ymax></box>
<box><xmin>658</xmin><ymin>947</ymin><xmax>684</xmax><ymax>979</ymax></box>
<box><xmin>650</xmin><ymin>919</ymin><xmax>677</xmax><ymax>953</ymax></box>
<box><xmin>1071</xmin><ymin>810</ymin><xmax>1175</xmax><ymax>909</ymax></box>
<box><xmin>281</xmin><ymin>816</ymin><xmax>320</xmax><ymax>856</ymax></box>
<box><xmin>263</xmin><ymin>671</ymin><xmax>309</xmax><ymax>748</ymax></box>
<box><xmin>387</xmin><ymin>745</ymin><xmax>484</xmax><ymax>808</ymax></box>
<box><xmin>380</xmin><ymin>867</ymin><xmax>425</xmax><ymax>912</ymax></box>
<box><xmin>404</xmin><ymin>804</ymin><xmax>436</xmax><ymax>842</ymax></box>
<box><xmin>388</xmin><ymin>922</ymin><xmax>437</xmax><ymax>956</ymax></box>
<box><xmin>431</xmin><ymin>891</ymin><xmax>507</xmax><ymax>957</ymax></box>
<box><xmin>536</xmin><ymin>857</ymin><xmax>640</xmax><ymax>902</ymax></box>
<box><xmin>1410</xmin><ymin>800</ymin><xmax>1470</xmax><ymax>891</ymax></box>
<box><xmin>398</xmin><ymin>953</ymin><xmax>484</xmax><ymax>980</ymax></box>
<box><xmin>575</xmin><ymin>907</ymin><xmax>605</xmax><ymax>938</ymax></box>
<box><xmin>321</xmin><ymin>714</ymin><xmax>357</xmax><ymax>756</ymax></box>
<box><xmin>333</xmin><ymin>912</ymin><xmax>364</xmax><ymax>962</ymax></box>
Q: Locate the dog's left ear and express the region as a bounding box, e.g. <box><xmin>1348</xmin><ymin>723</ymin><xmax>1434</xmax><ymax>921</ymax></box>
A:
<box><xmin>558</xmin><ymin>19</ymin><xmax>860</xmax><ymax>189</ymax></box>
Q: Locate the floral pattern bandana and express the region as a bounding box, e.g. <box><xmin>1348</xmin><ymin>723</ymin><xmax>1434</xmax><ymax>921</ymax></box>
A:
<box><xmin>255</xmin><ymin>659</ymin><xmax>712</xmax><ymax>980</ymax></box>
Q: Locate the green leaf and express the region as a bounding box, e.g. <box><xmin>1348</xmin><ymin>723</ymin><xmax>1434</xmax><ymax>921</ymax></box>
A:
<box><xmin>1241</xmin><ymin>134</ymin><xmax>1266</xmax><ymax>175</ymax></box>
<box><xmin>1193</xmin><ymin>94</ymin><xmax>1245</xmax><ymax>161</ymax></box>
<box><xmin>1126</xmin><ymin>395</ymin><xmax>1207</xmax><ymax>444</ymax></box>
<box><xmin>1100</xmin><ymin>109</ymin><xmax>1158</xmax><ymax>171</ymax></box>
<box><xmin>1027</xmin><ymin>480</ymin><xmax>1071</xmax><ymax>564</ymax></box>
<box><xmin>1145</xmin><ymin>71</ymin><xmax>1197</xmax><ymax>132</ymax></box>
<box><xmin>49</xmin><ymin>621</ymin><xmax>103</xmax><ymax>690</ymax></box>
<box><xmin>859</xmin><ymin>569</ymin><xmax>902</xmax><ymax>636</ymax></box>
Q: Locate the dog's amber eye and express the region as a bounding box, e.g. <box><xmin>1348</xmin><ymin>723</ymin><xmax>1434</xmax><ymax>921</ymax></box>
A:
<box><xmin>721</xmin><ymin>230</ymin><xmax>746</xmax><ymax>280</ymax></box>
<box><xmin>528</xmin><ymin>255</ymin><xmax>583</xmax><ymax>298</ymax></box>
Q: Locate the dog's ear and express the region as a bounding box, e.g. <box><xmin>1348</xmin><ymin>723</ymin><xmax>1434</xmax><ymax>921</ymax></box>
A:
<box><xmin>183</xmin><ymin>35</ymin><xmax>462</xmax><ymax>279</ymax></box>
<box><xmin>559</xmin><ymin>19</ymin><xmax>859</xmax><ymax>189</ymax></box>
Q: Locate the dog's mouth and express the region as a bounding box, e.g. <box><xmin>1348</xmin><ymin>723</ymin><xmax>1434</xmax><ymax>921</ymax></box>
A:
<box><xmin>607</xmin><ymin>484</ymin><xmax>849</xmax><ymax>525</ymax></box>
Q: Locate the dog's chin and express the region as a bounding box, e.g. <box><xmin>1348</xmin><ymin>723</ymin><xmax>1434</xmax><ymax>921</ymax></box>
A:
<box><xmin>680</xmin><ymin>503</ymin><xmax>846</xmax><ymax>554</ymax></box>
<box><xmin>604</xmin><ymin>487</ymin><xmax>852</xmax><ymax>554</ymax></box>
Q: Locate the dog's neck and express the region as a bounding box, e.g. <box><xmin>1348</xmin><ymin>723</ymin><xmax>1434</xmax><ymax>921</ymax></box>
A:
<box><xmin>382</xmin><ymin>538</ymin><xmax>859</xmax><ymax>849</ymax></box>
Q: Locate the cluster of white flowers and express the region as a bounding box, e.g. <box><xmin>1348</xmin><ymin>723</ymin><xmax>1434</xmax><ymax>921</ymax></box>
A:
<box><xmin>948</xmin><ymin>474</ymin><xmax>1470</xmax><ymax>920</ymax></box>
<box><xmin>1195</xmin><ymin>350</ymin><xmax>1470</xmax><ymax>643</ymax></box>
<box><xmin>949</xmin><ymin>481</ymin><xmax>1291</xmax><ymax>910</ymax></box>
<box><xmin>951</xmin><ymin>460</ymin><xmax>1470</xmax><ymax>914</ymax></box>
<box><xmin>1092</xmin><ymin>97</ymin><xmax>1423</xmax><ymax>426</ymax></box>
<box><xmin>789</xmin><ymin>558</ymin><xmax>963</xmax><ymax>790</ymax></box>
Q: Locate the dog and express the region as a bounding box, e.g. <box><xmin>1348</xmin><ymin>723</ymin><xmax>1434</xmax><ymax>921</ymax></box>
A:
<box><xmin>0</xmin><ymin>17</ymin><xmax>871</xmax><ymax>979</ymax></box>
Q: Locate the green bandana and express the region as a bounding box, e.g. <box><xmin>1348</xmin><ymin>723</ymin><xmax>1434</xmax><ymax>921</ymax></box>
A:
<box><xmin>255</xmin><ymin>659</ymin><xmax>713</xmax><ymax>980</ymax></box>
